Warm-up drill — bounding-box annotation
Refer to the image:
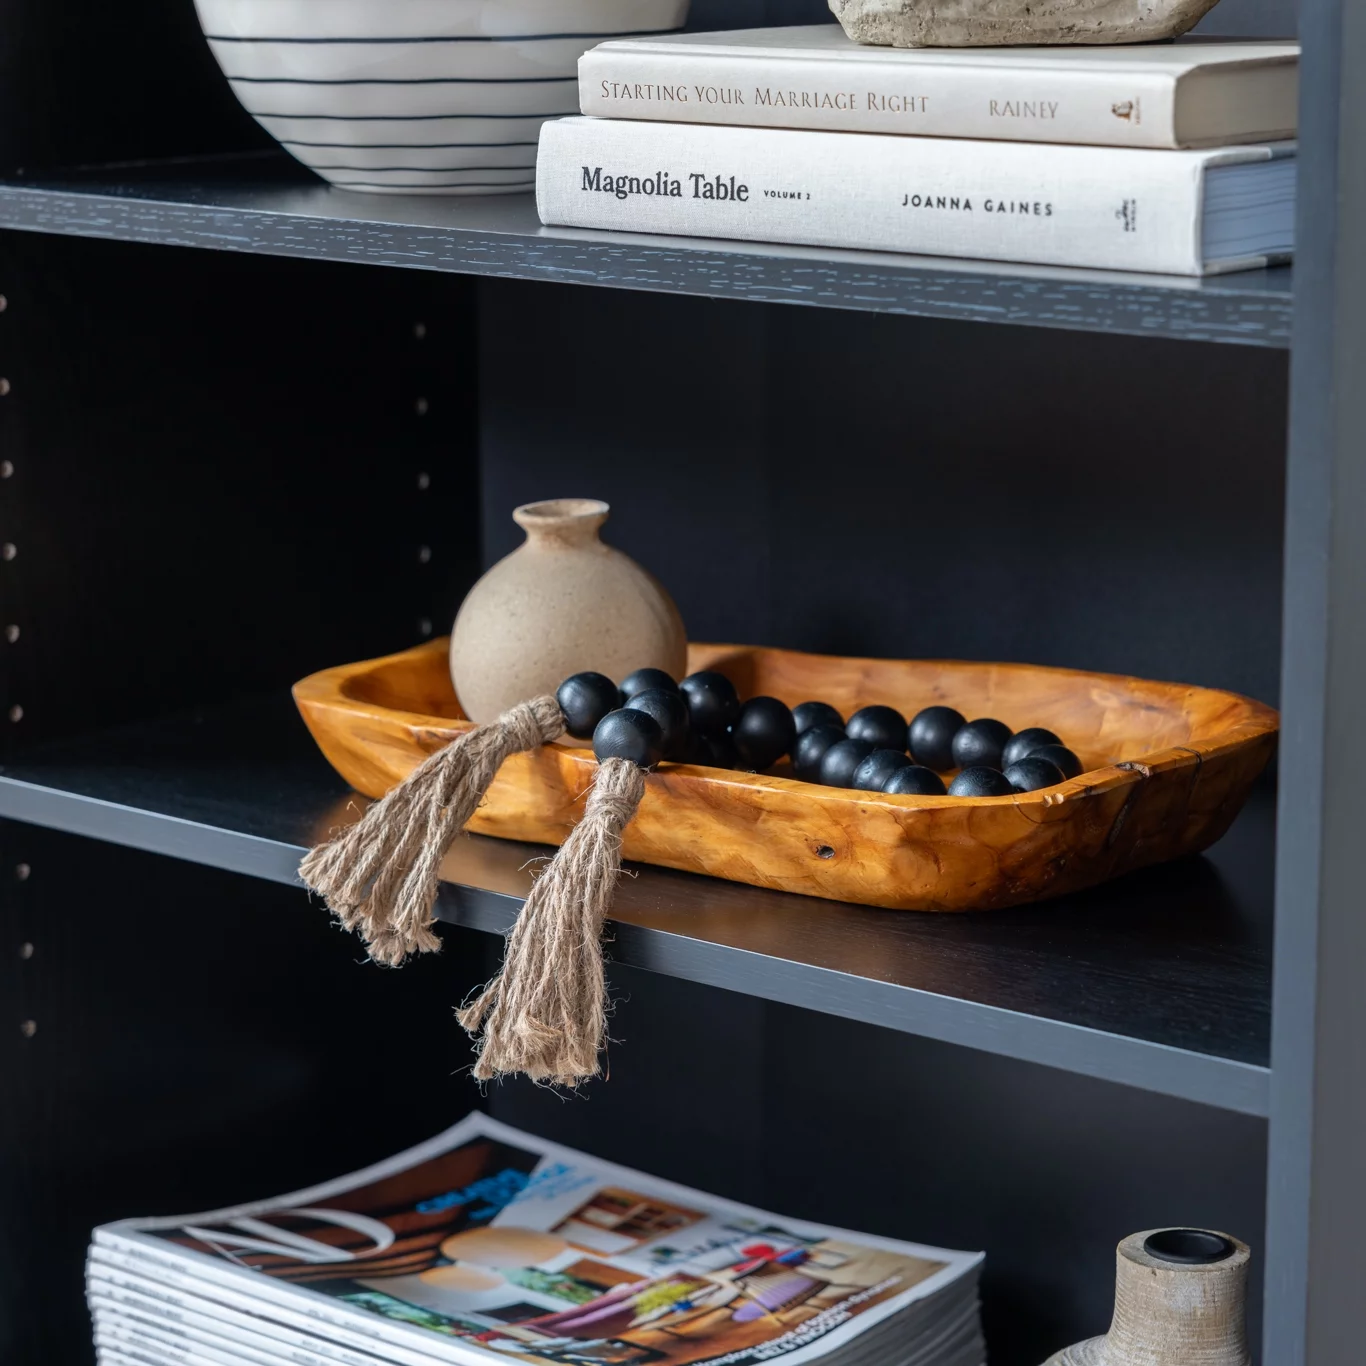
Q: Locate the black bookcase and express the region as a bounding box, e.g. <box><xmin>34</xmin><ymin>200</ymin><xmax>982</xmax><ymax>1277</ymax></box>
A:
<box><xmin>1</xmin><ymin>1</ymin><xmax>1356</xmax><ymax>1364</ymax></box>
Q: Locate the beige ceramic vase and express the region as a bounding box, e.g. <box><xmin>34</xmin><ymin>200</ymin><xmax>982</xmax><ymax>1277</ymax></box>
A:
<box><xmin>450</xmin><ymin>498</ymin><xmax>687</xmax><ymax>727</ymax></box>
<box><xmin>1043</xmin><ymin>1229</ymin><xmax>1251</xmax><ymax>1366</ymax></box>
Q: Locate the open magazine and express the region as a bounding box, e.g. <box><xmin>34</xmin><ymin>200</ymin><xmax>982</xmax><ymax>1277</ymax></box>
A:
<box><xmin>88</xmin><ymin>1113</ymin><xmax>984</xmax><ymax>1366</ymax></box>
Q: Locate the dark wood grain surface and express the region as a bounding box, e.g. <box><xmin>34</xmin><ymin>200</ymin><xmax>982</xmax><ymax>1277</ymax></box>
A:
<box><xmin>0</xmin><ymin>155</ymin><xmax>1293</xmax><ymax>347</ymax></box>
<box><xmin>0</xmin><ymin>693</ymin><xmax>1272</xmax><ymax>1113</ymax></box>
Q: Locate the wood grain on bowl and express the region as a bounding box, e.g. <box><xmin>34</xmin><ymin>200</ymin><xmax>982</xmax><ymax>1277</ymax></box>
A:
<box><xmin>294</xmin><ymin>639</ymin><xmax>1277</xmax><ymax>911</ymax></box>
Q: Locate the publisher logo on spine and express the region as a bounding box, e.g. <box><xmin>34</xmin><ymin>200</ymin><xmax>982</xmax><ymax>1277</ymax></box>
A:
<box><xmin>1116</xmin><ymin>199</ymin><xmax>1137</xmax><ymax>232</ymax></box>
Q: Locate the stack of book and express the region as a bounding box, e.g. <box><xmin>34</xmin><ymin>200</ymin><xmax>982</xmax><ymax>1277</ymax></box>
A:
<box><xmin>535</xmin><ymin>26</ymin><xmax>1299</xmax><ymax>276</ymax></box>
<box><xmin>86</xmin><ymin>1113</ymin><xmax>985</xmax><ymax>1366</ymax></box>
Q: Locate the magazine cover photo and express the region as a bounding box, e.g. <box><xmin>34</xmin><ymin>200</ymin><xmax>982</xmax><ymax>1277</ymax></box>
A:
<box><xmin>105</xmin><ymin>1115</ymin><xmax>978</xmax><ymax>1366</ymax></box>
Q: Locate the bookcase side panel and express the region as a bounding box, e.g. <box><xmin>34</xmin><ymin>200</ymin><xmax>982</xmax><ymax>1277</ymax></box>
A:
<box><xmin>0</xmin><ymin>828</ymin><xmax>503</xmax><ymax>1366</ymax></box>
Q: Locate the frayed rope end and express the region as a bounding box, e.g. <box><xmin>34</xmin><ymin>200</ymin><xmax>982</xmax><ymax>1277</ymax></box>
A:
<box><xmin>299</xmin><ymin>694</ymin><xmax>565</xmax><ymax>967</ymax></box>
<box><xmin>459</xmin><ymin>756</ymin><xmax>646</xmax><ymax>1087</ymax></box>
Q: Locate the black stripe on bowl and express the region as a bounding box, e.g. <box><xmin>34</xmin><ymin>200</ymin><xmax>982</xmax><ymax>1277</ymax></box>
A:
<box><xmin>303</xmin><ymin>163</ymin><xmax>538</xmax><ymax>171</ymax></box>
<box><xmin>326</xmin><ymin>179</ymin><xmax>535</xmax><ymax>189</ymax></box>
<box><xmin>254</xmin><ymin>111</ymin><xmax>559</xmax><ymax>120</ymax></box>
<box><xmin>229</xmin><ymin>75</ymin><xmax>578</xmax><ymax>84</ymax></box>
<box><xmin>205</xmin><ymin>29</ymin><xmax>681</xmax><ymax>43</ymax></box>
<box><xmin>281</xmin><ymin>139</ymin><xmax>540</xmax><ymax>148</ymax></box>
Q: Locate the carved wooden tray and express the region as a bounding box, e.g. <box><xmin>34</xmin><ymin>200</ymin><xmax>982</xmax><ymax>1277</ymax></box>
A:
<box><xmin>293</xmin><ymin>639</ymin><xmax>1277</xmax><ymax>912</ymax></box>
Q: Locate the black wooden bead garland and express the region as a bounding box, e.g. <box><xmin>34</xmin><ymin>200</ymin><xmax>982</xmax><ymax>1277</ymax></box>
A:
<box><xmin>300</xmin><ymin>664</ymin><xmax>1090</xmax><ymax>1088</ymax></box>
<box><xmin>792</xmin><ymin>723</ymin><xmax>847</xmax><ymax>782</ymax></box>
<box><xmin>793</xmin><ymin>700</ymin><xmax>845</xmax><ymax>735</ymax></box>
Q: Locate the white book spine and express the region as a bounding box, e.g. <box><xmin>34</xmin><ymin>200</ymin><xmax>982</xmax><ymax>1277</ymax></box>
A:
<box><xmin>537</xmin><ymin>118</ymin><xmax>1255</xmax><ymax>276</ymax></box>
<box><xmin>580</xmin><ymin>47</ymin><xmax>1181</xmax><ymax>148</ymax></box>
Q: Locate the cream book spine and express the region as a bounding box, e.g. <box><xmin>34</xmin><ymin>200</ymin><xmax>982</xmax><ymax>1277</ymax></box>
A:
<box><xmin>579</xmin><ymin>42</ymin><xmax>1286</xmax><ymax>150</ymax></box>
<box><xmin>536</xmin><ymin>117</ymin><xmax>1282</xmax><ymax>277</ymax></box>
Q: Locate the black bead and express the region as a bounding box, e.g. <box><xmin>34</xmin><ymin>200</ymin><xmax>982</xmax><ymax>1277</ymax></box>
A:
<box><xmin>846</xmin><ymin>705</ymin><xmax>908</xmax><ymax>753</ymax></box>
<box><xmin>731</xmin><ymin>696</ymin><xmax>797</xmax><ymax>771</ymax></box>
<box><xmin>679</xmin><ymin>671</ymin><xmax>740</xmax><ymax>735</ymax></box>
<box><xmin>883</xmin><ymin>765</ymin><xmax>948</xmax><ymax>796</ymax></box>
<box><xmin>791</xmin><ymin>724</ymin><xmax>846</xmax><ymax>783</ymax></box>
<box><xmin>852</xmin><ymin>749</ymin><xmax>913</xmax><ymax>791</ymax></box>
<box><xmin>907</xmin><ymin>706</ymin><xmax>966</xmax><ymax>771</ymax></box>
<box><xmin>703</xmin><ymin>730</ymin><xmax>739</xmax><ymax>770</ymax></box>
<box><xmin>592</xmin><ymin>708</ymin><xmax>663</xmax><ymax>769</ymax></box>
<box><xmin>818</xmin><ymin>738</ymin><xmax>876</xmax><ymax>789</ymax></box>
<box><xmin>556</xmin><ymin>672</ymin><xmax>622</xmax><ymax>740</ymax></box>
<box><xmin>621</xmin><ymin>667</ymin><xmax>678</xmax><ymax>700</ymax></box>
<box><xmin>1004</xmin><ymin>756</ymin><xmax>1066</xmax><ymax>792</ymax></box>
<box><xmin>626</xmin><ymin>688</ymin><xmax>690</xmax><ymax>758</ymax></box>
<box><xmin>948</xmin><ymin>766</ymin><xmax>1015</xmax><ymax>797</ymax></box>
<box><xmin>1001</xmin><ymin>727</ymin><xmax>1062</xmax><ymax>769</ymax></box>
<box><xmin>951</xmin><ymin>718</ymin><xmax>1013</xmax><ymax>771</ymax></box>
<box><xmin>793</xmin><ymin>700</ymin><xmax>845</xmax><ymax>736</ymax></box>
<box><xmin>682</xmin><ymin>729</ymin><xmax>739</xmax><ymax>770</ymax></box>
<box><xmin>1031</xmin><ymin>743</ymin><xmax>1083</xmax><ymax>780</ymax></box>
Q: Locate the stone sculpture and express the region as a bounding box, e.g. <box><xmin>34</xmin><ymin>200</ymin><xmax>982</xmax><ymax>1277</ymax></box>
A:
<box><xmin>829</xmin><ymin>0</ymin><xmax>1220</xmax><ymax>47</ymax></box>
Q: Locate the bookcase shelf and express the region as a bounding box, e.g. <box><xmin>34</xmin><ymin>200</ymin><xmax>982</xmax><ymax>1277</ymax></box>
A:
<box><xmin>0</xmin><ymin>153</ymin><xmax>1292</xmax><ymax>347</ymax></box>
<box><xmin>5</xmin><ymin>0</ymin><xmax>1365</xmax><ymax>1351</ymax></box>
<box><xmin>0</xmin><ymin>695</ymin><xmax>1272</xmax><ymax>1118</ymax></box>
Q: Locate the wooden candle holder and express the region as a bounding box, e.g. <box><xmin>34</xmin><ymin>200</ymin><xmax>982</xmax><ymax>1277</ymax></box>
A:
<box><xmin>294</xmin><ymin>640</ymin><xmax>1276</xmax><ymax>913</ymax></box>
<box><xmin>1044</xmin><ymin>1229</ymin><xmax>1251</xmax><ymax>1365</ymax></box>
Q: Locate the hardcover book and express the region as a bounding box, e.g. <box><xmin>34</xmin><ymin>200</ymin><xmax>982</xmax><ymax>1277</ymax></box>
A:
<box><xmin>88</xmin><ymin>1113</ymin><xmax>984</xmax><ymax>1366</ymax></box>
<box><xmin>579</xmin><ymin>27</ymin><xmax>1299</xmax><ymax>150</ymax></box>
<box><xmin>536</xmin><ymin>118</ymin><xmax>1295</xmax><ymax>277</ymax></box>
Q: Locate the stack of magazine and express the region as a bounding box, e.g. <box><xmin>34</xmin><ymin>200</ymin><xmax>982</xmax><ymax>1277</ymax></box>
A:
<box><xmin>535</xmin><ymin>25</ymin><xmax>1299</xmax><ymax>276</ymax></box>
<box><xmin>86</xmin><ymin>1113</ymin><xmax>985</xmax><ymax>1366</ymax></box>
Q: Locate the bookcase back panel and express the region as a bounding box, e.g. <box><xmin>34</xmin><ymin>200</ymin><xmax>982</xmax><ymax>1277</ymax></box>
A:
<box><xmin>0</xmin><ymin>0</ymin><xmax>1297</xmax><ymax>175</ymax></box>
<box><xmin>0</xmin><ymin>825</ymin><xmax>502</xmax><ymax>1366</ymax></box>
<box><xmin>488</xmin><ymin>967</ymin><xmax>1269</xmax><ymax>1366</ymax></box>
<box><xmin>478</xmin><ymin>278</ymin><xmax>1288</xmax><ymax>712</ymax></box>
<box><xmin>0</xmin><ymin>232</ymin><xmax>480</xmax><ymax>756</ymax></box>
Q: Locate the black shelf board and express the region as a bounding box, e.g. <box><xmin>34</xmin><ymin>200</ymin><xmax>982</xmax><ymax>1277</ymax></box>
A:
<box><xmin>0</xmin><ymin>694</ymin><xmax>1272</xmax><ymax>1115</ymax></box>
<box><xmin>0</xmin><ymin>152</ymin><xmax>1291</xmax><ymax>347</ymax></box>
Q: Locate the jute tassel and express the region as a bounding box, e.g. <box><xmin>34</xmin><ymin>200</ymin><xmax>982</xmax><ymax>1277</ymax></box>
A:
<box><xmin>299</xmin><ymin>695</ymin><xmax>566</xmax><ymax>967</ymax></box>
<box><xmin>458</xmin><ymin>755</ymin><xmax>647</xmax><ymax>1086</ymax></box>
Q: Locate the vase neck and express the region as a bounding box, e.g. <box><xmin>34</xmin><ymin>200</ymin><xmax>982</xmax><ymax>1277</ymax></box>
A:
<box><xmin>1107</xmin><ymin>1234</ymin><xmax>1250</xmax><ymax>1366</ymax></box>
<box><xmin>513</xmin><ymin>498</ymin><xmax>609</xmax><ymax>548</ymax></box>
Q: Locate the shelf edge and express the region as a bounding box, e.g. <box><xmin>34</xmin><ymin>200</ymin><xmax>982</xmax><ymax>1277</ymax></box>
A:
<box><xmin>0</xmin><ymin>774</ymin><xmax>1271</xmax><ymax>1118</ymax></box>
<box><xmin>0</xmin><ymin>183</ymin><xmax>1293</xmax><ymax>347</ymax></box>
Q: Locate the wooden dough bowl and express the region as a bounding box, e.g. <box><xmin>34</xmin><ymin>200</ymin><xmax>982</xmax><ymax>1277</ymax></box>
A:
<box><xmin>293</xmin><ymin>639</ymin><xmax>1277</xmax><ymax>913</ymax></box>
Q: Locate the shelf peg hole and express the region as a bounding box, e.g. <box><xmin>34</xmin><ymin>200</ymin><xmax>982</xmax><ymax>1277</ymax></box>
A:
<box><xmin>19</xmin><ymin>1019</ymin><xmax>36</xmax><ymax>1038</ymax></box>
<box><xmin>0</xmin><ymin>460</ymin><xmax>12</xmax><ymax>478</ymax></box>
<box><xmin>417</xmin><ymin>471</ymin><xmax>431</xmax><ymax>491</ymax></box>
<box><xmin>18</xmin><ymin>942</ymin><xmax>33</xmax><ymax>960</ymax></box>
<box><xmin>816</xmin><ymin>845</ymin><xmax>836</xmax><ymax>860</ymax></box>
<box><xmin>15</xmin><ymin>862</ymin><xmax>30</xmax><ymax>881</ymax></box>
<box><xmin>4</xmin><ymin>625</ymin><xmax>16</xmax><ymax>644</ymax></box>
<box><xmin>413</xmin><ymin>322</ymin><xmax>427</xmax><ymax>340</ymax></box>
<box><xmin>415</xmin><ymin>397</ymin><xmax>429</xmax><ymax>417</ymax></box>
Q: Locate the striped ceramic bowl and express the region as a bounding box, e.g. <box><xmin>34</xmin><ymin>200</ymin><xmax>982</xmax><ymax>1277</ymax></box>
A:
<box><xmin>195</xmin><ymin>0</ymin><xmax>690</xmax><ymax>195</ymax></box>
